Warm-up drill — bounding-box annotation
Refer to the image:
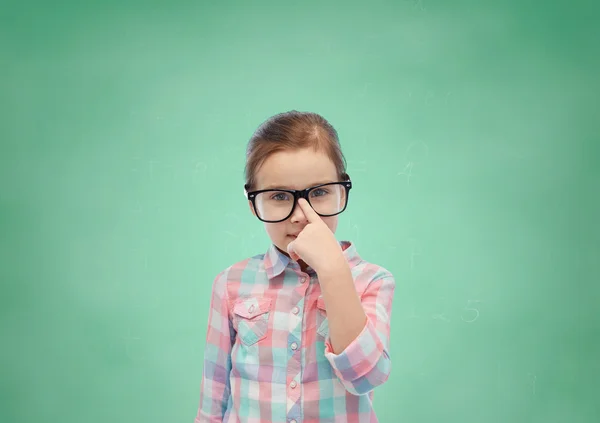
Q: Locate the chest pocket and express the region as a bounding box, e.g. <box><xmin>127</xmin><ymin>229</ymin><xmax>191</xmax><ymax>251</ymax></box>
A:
<box><xmin>316</xmin><ymin>296</ymin><xmax>329</xmax><ymax>338</ymax></box>
<box><xmin>233</xmin><ymin>297</ymin><xmax>272</xmax><ymax>346</ymax></box>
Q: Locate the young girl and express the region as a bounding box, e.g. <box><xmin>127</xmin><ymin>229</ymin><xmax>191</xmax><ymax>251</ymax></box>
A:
<box><xmin>195</xmin><ymin>111</ymin><xmax>395</xmax><ymax>423</ymax></box>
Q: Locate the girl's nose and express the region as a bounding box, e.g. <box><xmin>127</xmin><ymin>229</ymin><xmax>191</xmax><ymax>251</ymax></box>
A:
<box><xmin>290</xmin><ymin>202</ymin><xmax>308</xmax><ymax>223</ymax></box>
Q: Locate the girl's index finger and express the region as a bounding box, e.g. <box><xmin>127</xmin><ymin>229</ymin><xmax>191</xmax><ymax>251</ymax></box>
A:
<box><xmin>297</xmin><ymin>198</ymin><xmax>321</xmax><ymax>223</ymax></box>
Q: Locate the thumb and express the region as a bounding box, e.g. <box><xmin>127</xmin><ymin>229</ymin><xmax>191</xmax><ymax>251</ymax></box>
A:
<box><xmin>287</xmin><ymin>241</ymin><xmax>300</xmax><ymax>262</ymax></box>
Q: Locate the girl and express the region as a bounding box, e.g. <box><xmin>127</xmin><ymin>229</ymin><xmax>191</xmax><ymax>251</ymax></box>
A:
<box><xmin>195</xmin><ymin>111</ymin><xmax>395</xmax><ymax>423</ymax></box>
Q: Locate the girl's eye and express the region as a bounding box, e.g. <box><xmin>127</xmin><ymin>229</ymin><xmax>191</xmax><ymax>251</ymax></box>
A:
<box><xmin>310</xmin><ymin>188</ymin><xmax>329</xmax><ymax>197</ymax></box>
<box><xmin>271</xmin><ymin>192</ymin><xmax>290</xmax><ymax>201</ymax></box>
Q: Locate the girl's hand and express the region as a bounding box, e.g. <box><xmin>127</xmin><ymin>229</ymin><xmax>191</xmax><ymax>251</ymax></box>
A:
<box><xmin>286</xmin><ymin>198</ymin><xmax>345</xmax><ymax>275</ymax></box>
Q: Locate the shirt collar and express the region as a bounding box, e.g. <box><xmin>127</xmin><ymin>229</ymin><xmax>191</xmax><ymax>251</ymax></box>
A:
<box><xmin>264</xmin><ymin>240</ymin><xmax>361</xmax><ymax>280</ymax></box>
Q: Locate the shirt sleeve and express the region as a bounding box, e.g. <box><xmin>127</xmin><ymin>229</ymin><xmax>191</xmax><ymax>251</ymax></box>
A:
<box><xmin>323</xmin><ymin>275</ymin><xmax>395</xmax><ymax>396</ymax></box>
<box><xmin>195</xmin><ymin>271</ymin><xmax>235</xmax><ymax>422</ymax></box>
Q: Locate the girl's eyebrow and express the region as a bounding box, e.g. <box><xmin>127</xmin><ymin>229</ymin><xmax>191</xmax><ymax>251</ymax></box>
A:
<box><xmin>263</xmin><ymin>180</ymin><xmax>336</xmax><ymax>190</ymax></box>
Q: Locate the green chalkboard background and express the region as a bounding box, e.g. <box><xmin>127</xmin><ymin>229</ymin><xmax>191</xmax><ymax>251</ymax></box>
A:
<box><xmin>1</xmin><ymin>0</ymin><xmax>598</xmax><ymax>422</ymax></box>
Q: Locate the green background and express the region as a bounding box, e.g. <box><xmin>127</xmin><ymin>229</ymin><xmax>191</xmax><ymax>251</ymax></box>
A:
<box><xmin>1</xmin><ymin>0</ymin><xmax>598</xmax><ymax>422</ymax></box>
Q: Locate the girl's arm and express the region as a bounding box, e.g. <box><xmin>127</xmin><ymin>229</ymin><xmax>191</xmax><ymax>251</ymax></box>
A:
<box><xmin>195</xmin><ymin>271</ymin><xmax>234</xmax><ymax>422</ymax></box>
<box><xmin>319</xmin><ymin>263</ymin><xmax>395</xmax><ymax>396</ymax></box>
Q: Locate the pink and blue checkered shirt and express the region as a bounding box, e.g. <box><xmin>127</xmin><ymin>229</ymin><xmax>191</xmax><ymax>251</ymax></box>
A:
<box><xmin>195</xmin><ymin>240</ymin><xmax>395</xmax><ymax>423</ymax></box>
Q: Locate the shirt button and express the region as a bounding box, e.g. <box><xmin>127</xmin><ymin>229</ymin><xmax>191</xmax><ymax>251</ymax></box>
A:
<box><xmin>292</xmin><ymin>306</ymin><xmax>299</xmax><ymax>315</ymax></box>
<box><xmin>290</xmin><ymin>342</ymin><xmax>298</xmax><ymax>351</ymax></box>
<box><xmin>290</xmin><ymin>380</ymin><xmax>297</xmax><ymax>389</ymax></box>
<box><xmin>248</xmin><ymin>304</ymin><xmax>255</xmax><ymax>314</ymax></box>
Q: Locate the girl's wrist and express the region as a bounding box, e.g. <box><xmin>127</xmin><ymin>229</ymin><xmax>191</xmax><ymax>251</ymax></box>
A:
<box><xmin>316</xmin><ymin>254</ymin><xmax>350</xmax><ymax>283</ymax></box>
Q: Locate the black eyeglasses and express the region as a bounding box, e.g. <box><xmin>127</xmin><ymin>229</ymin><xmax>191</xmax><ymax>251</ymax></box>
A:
<box><xmin>244</xmin><ymin>177</ymin><xmax>352</xmax><ymax>223</ymax></box>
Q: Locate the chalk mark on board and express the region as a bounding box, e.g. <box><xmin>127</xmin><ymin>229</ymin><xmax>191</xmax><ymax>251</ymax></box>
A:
<box><xmin>223</xmin><ymin>213</ymin><xmax>251</xmax><ymax>245</ymax></box>
<box><xmin>193</xmin><ymin>161</ymin><xmax>208</xmax><ymax>173</ymax></box>
<box><xmin>409</xmin><ymin>238</ymin><xmax>422</xmax><ymax>270</ymax></box>
<box><xmin>130</xmin><ymin>201</ymin><xmax>143</xmax><ymax>214</ymax></box>
<box><xmin>407</xmin><ymin>306</ymin><xmax>420</xmax><ymax>319</ymax></box>
<box><xmin>412</xmin><ymin>0</ymin><xmax>426</xmax><ymax>11</ymax></box>
<box><xmin>424</xmin><ymin>90</ymin><xmax>435</xmax><ymax>105</ymax></box>
<box><xmin>192</xmin><ymin>160</ymin><xmax>208</xmax><ymax>183</ymax></box>
<box><xmin>163</xmin><ymin>163</ymin><xmax>178</xmax><ymax>182</ymax></box>
<box><xmin>357</xmin><ymin>82</ymin><xmax>373</xmax><ymax>100</ymax></box>
<box><xmin>148</xmin><ymin>159</ymin><xmax>160</xmax><ymax>176</ymax></box>
<box><xmin>432</xmin><ymin>312</ymin><xmax>450</xmax><ymax>322</ymax></box>
<box><xmin>528</xmin><ymin>373</ymin><xmax>537</xmax><ymax>395</ymax></box>
<box><xmin>122</xmin><ymin>328</ymin><xmax>143</xmax><ymax>360</ymax></box>
<box><xmin>347</xmin><ymin>160</ymin><xmax>368</xmax><ymax>173</ymax></box>
<box><xmin>461</xmin><ymin>300</ymin><xmax>481</xmax><ymax>323</ymax></box>
<box><xmin>397</xmin><ymin>141</ymin><xmax>429</xmax><ymax>183</ymax></box>
<box><xmin>432</xmin><ymin>296</ymin><xmax>450</xmax><ymax>322</ymax></box>
<box><xmin>398</xmin><ymin>161</ymin><xmax>415</xmax><ymax>184</ymax></box>
<box><xmin>130</xmin><ymin>248</ymin><xmax>149</xmax><ymax>271</ymax></box>
<box><xmin>142</xmin><ymin>254</ymin><xmax>149</xmax><ymax>270</ymax></box>
<box><xmin>445</xmin><ymin>91</ymin><xmax>453</xmax><ymax>105</ymax></box>
<box><xmin>131</xmin><ymin>156</ymin><xmax>142</xmax><ymax>174</ymax></box>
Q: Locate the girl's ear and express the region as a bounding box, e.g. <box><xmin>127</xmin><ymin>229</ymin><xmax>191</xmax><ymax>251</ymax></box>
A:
<box><xmin>248</xmin><ymin>200</ymin><xmax>257</xmax><ymax>217</ymax></box>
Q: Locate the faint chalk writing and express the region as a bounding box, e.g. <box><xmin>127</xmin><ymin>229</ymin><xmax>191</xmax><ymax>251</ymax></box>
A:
<box><xmin>122</xmin><ymin>328</ymin><xmax>143</xmax><ymax>360</ymax></box>
<box><xmin>130</xmin><ymin>248</ymin><xmax>149</xmax><ymax>271</ymax></box>
<box><xmin>130</xmin><ymin>201</ymin><xmax>143</xmax><ymax>214</ymax></box>
<box><xmin>409</xmin><ymin>238</ymin><xmax>422</xmax><ymax>270</ymax></box>
<box><xmin>357</xmin><ymin>82</ymin><xmax>372</xmax><ymax>99</ymax></box>
<box><xmin>528</xmin><ymin>373</ymin><xmax>537</xmax><ymax>394</ymax></box>
<box><xmin>131</xmin><ymin>156</ymin><xmax>142</xmax><ymax>173</ymax></box>
<box><xmin>425</xmin><ymin>90</ymin><xmax>435</xmax><ymax>105</ymax></box>
<box><xmin>398</xmin><ymin>141</ymin><xmax>429</xmax><ymax>183</ymax></box>
<box><xmin>192</xmin><ymin>160</ymin><xmax>208</xmax><ymax>183</ymax></box>
<box><xmin>407</xmin><ymin>306</ymin><xmax>420</xmax><ymax>319</ymax></box>
<box><xmin>432</xmin><ymin>297</ymin><xmax>450</xmax><ymax>322</ymax></box>
<box><xmin>347</xmin><ymin>160</ymin><xmax>368</xmax><ymax>173</ymax></box>
<box><xmin>162</xmin><ymin>163</ymin><xmax>178</xmax><ymax>182</ymax></box>
<box><xmin>412</xmin><ymin>0</ymin><xmax>426</xmax><ymax>11</ymax></box>
<box><xmin>432</xmin><ymin>312</ymin><xmax>450</xmax><ymax>322</ymax></box>
<box><xmin>398</xmin><ymin>161</ymin><xmax>415</xmax><ymax>184</ymax></box>
<box><xmin>445</xmin><ymin>91</ymin><xmax>453</xmax><ymax>105</ymax></box>
<box><xmin>147</xmin><ymin>159</ymin><xmax>160</xmax><ymax>175</ymax></box>
<box><xmin>461</xmin><ymin>300</ymin><xmax>481</xmax><ymax>323</ymax></box>
<box><xmin>423</xmin><ymin>90</ymin><xmax>453</xmax><ymax>105</ymax></box>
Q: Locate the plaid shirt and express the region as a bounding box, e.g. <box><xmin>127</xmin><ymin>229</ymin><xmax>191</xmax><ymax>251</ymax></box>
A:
<box><xmin>195</xmin><ymin>240</ymin><xmax>395</xmax><ymax>423</ymax></box>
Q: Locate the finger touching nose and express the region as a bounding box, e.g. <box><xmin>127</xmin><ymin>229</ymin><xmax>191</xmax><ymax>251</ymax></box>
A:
<box><xmin>290</xmin><ymin>202</ymin><xmax>308</xmax><ymax>223</ymax></box>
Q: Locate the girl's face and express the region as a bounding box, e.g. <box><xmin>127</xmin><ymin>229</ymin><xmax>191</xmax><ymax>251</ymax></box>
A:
<box><xmin>249</xmin><ymin>147</ymin><xmax>340</xmax><ymax>256</ymax></box>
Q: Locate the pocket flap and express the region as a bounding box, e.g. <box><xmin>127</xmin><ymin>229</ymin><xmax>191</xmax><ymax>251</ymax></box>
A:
<box><xmin>233</xmin><ymin>297</ymin><xmax>272</xmax><ymax>319</ymax></box>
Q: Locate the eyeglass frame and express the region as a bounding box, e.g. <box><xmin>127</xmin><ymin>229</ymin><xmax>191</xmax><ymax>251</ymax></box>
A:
<box><xmin>244</xmin><ymin>175</ymin><xmax>353</xmax><ymax>223</ymax></box>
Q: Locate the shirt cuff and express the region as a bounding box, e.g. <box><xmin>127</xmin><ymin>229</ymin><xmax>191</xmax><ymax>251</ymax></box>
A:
<box><xmin>323</xmin><ymin>317</ymin><xmax>386</xmax><ymax>381</ymax></box>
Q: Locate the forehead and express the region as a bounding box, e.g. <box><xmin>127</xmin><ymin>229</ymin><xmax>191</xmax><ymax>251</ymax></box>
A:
<box><xmin>255</xmin><ymin>148</ymin><xmax>338</xmax><ymax>190</ymax></box>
